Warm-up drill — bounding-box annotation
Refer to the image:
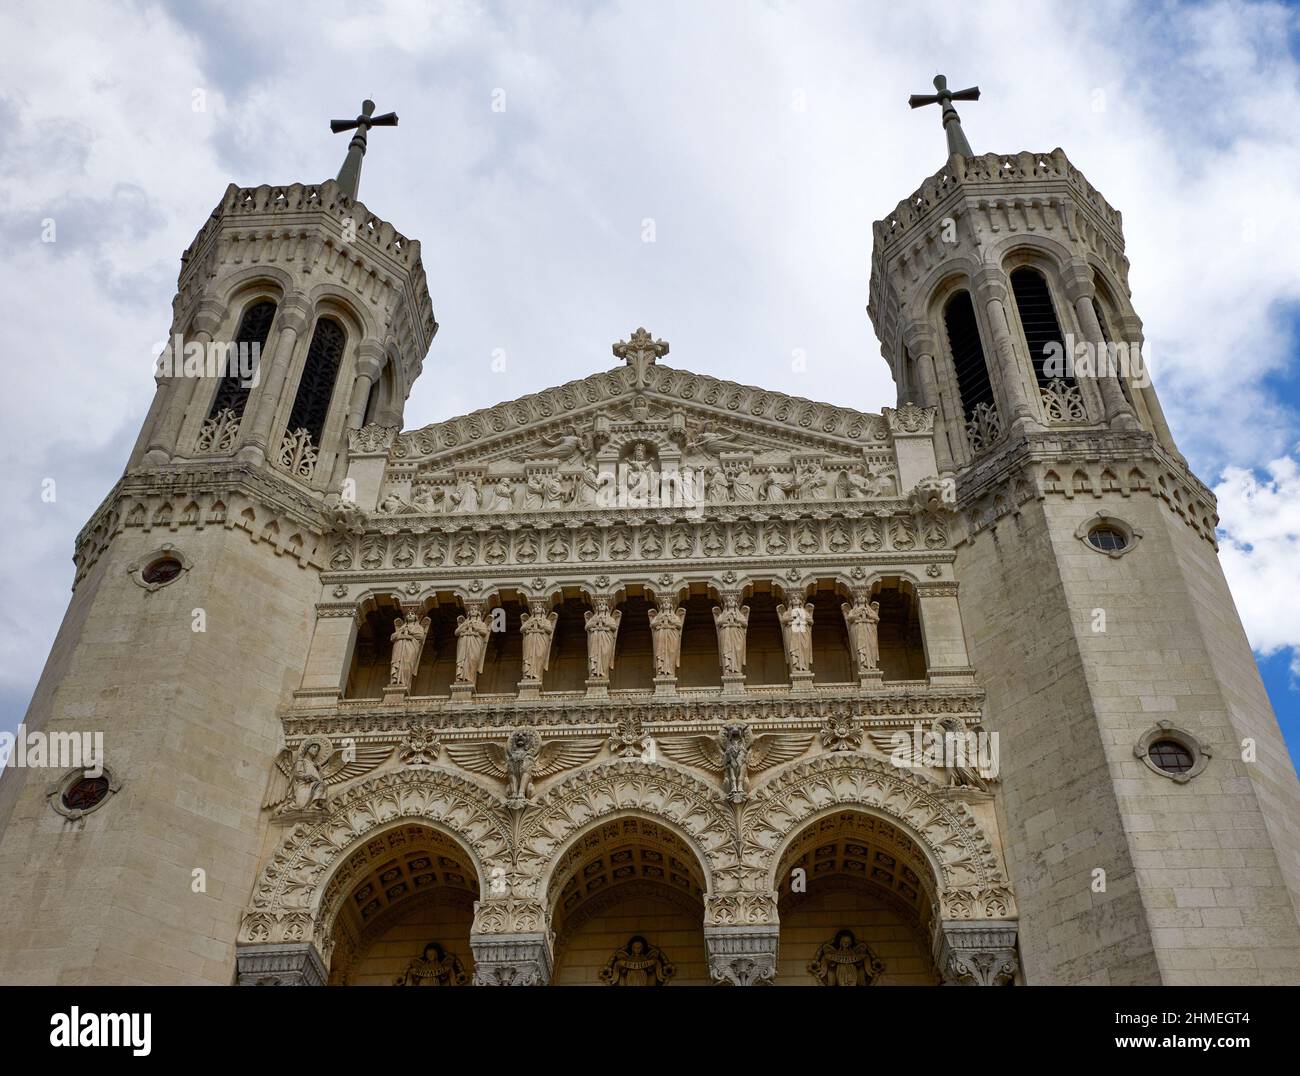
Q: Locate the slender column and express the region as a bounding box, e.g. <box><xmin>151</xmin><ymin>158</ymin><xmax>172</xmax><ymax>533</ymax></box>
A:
<box><xmin>143</xmin><ymin>300</ymin><xmax>225</xmax><ymax>463</ymax></box>
<box><xmin>900</xmin><ymin>325</ymin><xmax>956</xmax><ymax>474</ymax></box>
<box><xmin>330</xmin><ymin>341</ymin><xmax>387</xmax><ymax>489</ymax></box>
<box><xmin>1062</xmin><ymin>261</ymin><xmax>1138</xmax><ymax>429</ymax></box>
<box><xmin>971</xmin><ymin>267</ymin><xmax>1039</xmax><ymax>432</ymax></box>
<box><xmin>238</xmin><ymin>294</ymin><xmax>312</xmax><ymax>464</ymax></box>
<box><xmin>1119</xmin><ymin>313</ymin><xmax>1185</xmax><ymax>463</ymax></box>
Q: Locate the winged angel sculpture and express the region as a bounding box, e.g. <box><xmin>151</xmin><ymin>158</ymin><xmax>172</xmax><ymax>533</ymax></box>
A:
<box><xmin>262</xmin><ymin>735</ymin><xmax>394</xmax><ymax>818</ymax></box>
<box><xmin>446</xmin><ymin>729</ymin><xmax>602</xmax><ymax>807</ymax></box>
<box><xmin>658</xmin><ymin>724</ymin><xmax>812</xmax><ymax>802</ymax></box>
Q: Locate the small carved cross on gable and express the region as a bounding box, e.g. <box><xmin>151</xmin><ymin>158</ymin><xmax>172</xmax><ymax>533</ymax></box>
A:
<box><xmin>613</xmin><ymin>328</ymin><xmax>669</xmax><ymax>390</ymax></box>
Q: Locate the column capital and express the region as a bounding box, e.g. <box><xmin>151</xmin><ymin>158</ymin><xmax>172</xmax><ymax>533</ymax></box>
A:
<box><xmin>355</xmin><ymin>339</ymin><xmax>387</xmax><ymax>380</ymax></box>
<box><xmin>705</xmin><ymin>924</ymin><xmax>780</xmax><ymax>986</ymax></box>
<box><xmin>469</xmin><ymin>934</ymin><xmax>553</xmax><ymax>986</ymax></box>
<box><xmin>276</xmin><ymin>292</ymin><xmax>314</xmax><ymax>335</ymax></box>
<box><xmin>188</xmin><ymin>297</ymin><xmax>227</xmax><ymax>338</ymax></box>
<box><xmin>969</xmin><ymin>265</ymin><xmax>1009</xmax><ymax>304</ymax></box>
<box><xmin>235</xmin><ymin>942</ymin><xmax>327</xmax><ymax>986</ymax></box>
<box><xmin>1059</xmin><ymin>259</ymin><xmax>1097</xmax><ymax>304</ymax></box>
<box><xmin>901</xmin><ymin>319</ymin><xmax>938</xmax><ymax>357</ymax></box>
<box><xmin>934</xmin><ymin>921</ymin><xmax>1020</xmax><ymax>986</ymax></box>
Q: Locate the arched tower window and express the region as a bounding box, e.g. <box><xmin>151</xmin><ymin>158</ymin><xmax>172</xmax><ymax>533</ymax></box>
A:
<box><xmin>1010</xmin><ymin>267</ymin><xmax>1073</xmax><ymax>388</ymax></box>
<box><xmin>207</xmin><ymin>299</ymin><xmax>276</xmax><ymax>420</ymax></box>
<box><xmin>287</xmin><ymin>317</ymin><xmax>347</xmax><ymax>446</ymax></box>
<box><xmin>942</xmin><ymin>291</ymin><xmax>994</xmax><ymax>421</ymax></box>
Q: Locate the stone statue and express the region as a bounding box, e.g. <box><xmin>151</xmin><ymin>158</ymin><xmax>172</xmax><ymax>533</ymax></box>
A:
<box><xmin>395</xmin><ymin>942</ymin><xmax>469</xmax><ymax>986</ymax></box>
<box><xmin>624</xmin><ymin>442</ymin><xmax>654</xmax><ymax>503</ymax></box>
<box><xmin>537</xmin><ymin>423</ymin><xmax>593</xmax><ymax>466</ymax></box>
<box><xmin>520</xmin><ymin>601</ymin><xmax>558</xmax><ymax>681</ymax></box>
<box><xmin>378</xmin><ymin>492</ymin><xmax>417</xmax><ymax>514</ymax></box>
<box><xmin>807</xmin><ymin>930</ymin><xmax>884</xmax><ymax>986</ymax></box>
<box><xmin>542</xmin><ymin>473</ymin><xmax>569</xmax><ymax>508</ymax></box>
<box><xmin>647</xmin><ymin>598</ymin><xmax>686</xmax><ymax>677</ymax></box>
<box><xmin>659</xmin><ymin>724</ymin><xmax>813</xmax><ymax>801</ymax></box>
<box><xmin>706</xmin><ymin>466</ymin><xmax>731</xmax><ymax>502</ymax></box>
<box><xmin>934</xmin><ymin>715</ymin><xmax>992</xmax><ymax>792</ymax></box>
<box><xmin>263</xmin><ymin>735</ymin><xmax>392</xmax><ymax>817</ymax></box>
<box><xmin>712</xmin><ymin>594</ymin><xmax>749</xmax><ymax>675</ymax></box>
<box><xmin>584</xmin><ymin>598</ymin><xmax>622</xmax><ymax>680</ymax></box>
<box><xmin>448</xmin><ymin>477</ymin><xmax>481</xmax><ymax>514</ymax></box>
<box><xmin>524</xmin><ymin>472</ymin><xmax>547</xmax><ymax>511</ymax></box>
<box><xmin>731</xmin><ymin>465</ymin><xmax>755</xmax><ymax>502</ymax></box>
<box><xmin>571</xmin><ymin>463</ymin><xmax>602</xmax><ymax>508</ymax></box>
<box><xmin>794</xmin><ymin>461</ymin><xmax>828</xmax><ymax>500</ymax></box>
<box><xmin>488</xmin><ymin>476</ymin><xmax>516</xmax><ymax>512</ymax></box>
<box><xmin>453</xmin><ymin>606</ymin><xmax>491</xmax><ymax>685</ymax></box>
<box><xmin>777</xmin><ymin>601</ymin><xmax>815</xmax><ymax>674</ymax></box>
<box><xmin>843</xmin><ymin>464</ymin><xmax>875</xmax><ymax>499</ymax></box>
<box><xmin>388</xmin><ymin>611</ymin><xmax>431</xmax><ymax>689</ymax></box>
<box><xmin>445</xmin><ymin>729</ymin><xmax>602</xmax><ymax>804</ymax></box>
<box><xmin>842</xmin><ymin>596</ymin><xmax>881</xmax><ymax>673</ymax></box>
<box><xmin>599</xmin><ymin>936</ymin><xmax>675</xmax><ymax>986</ymax></box>
<box><xmin>758</xmin><ymin>468</ymin><xmax>788</xmax><ymax>502</ymax></box>
<box><xmin>410</xmin><ymin>486</ymin><xmax>445</xmax><ymax>513</ymax></box>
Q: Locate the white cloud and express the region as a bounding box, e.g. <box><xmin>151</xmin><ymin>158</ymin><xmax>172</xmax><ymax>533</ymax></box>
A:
<box><xmin>2</xmin><ymin>0</ymin><xmax>1300</xmax><ymax>721</ymax></box>
<box><xmin>1216</xmin><ymin>454</ymin><xmax>1300</xmax><ymax>675</ymax></box>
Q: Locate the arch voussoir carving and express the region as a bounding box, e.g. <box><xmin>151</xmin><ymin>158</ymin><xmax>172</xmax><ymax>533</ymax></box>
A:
<box><xmin>513</xmin><ymin>759</ymin><xmax>737</xmax><ymax>901</ymax></box>
<box><xmin>744</xmin><ymin>753</ymin><xmax>1015</xmax><ymax>921</ymax></box>
<box><xmin>239</xmin><ymin>768</ymin><xmax>511</xmax><ymax>952</ymax></box>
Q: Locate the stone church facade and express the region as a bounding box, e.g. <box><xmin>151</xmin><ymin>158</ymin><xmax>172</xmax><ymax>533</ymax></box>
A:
<box><xmin>2</xmin><ymin>126</ymin><xmax>1299</xmax><ymax>987</ymax></box>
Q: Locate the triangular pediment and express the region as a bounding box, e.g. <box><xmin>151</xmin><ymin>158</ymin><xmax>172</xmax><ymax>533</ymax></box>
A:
<box><xmin>392</xmin><ymin>362</ymin><xmax>887</xmax><ymax>471</ymax></box>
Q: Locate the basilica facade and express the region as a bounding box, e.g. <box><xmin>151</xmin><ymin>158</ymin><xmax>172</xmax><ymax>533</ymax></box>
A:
<box><xmin>2</xmin><ymin>114</ymin><xmax>1299</xmax><ymax>987</ymax></box>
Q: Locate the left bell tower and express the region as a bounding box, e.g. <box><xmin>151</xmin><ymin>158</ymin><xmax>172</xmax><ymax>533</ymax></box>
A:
<box><xmin>0</xmin><ymin>104</ymin><xmax>436</xmax><ymax>984</ymax></box>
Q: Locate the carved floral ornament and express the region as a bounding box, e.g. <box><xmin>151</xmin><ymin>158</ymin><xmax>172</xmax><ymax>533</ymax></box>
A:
<box><xmin>238</xmin><ymin>752</ymin><xmax>1016</xmax><ymax>954</ymax></box>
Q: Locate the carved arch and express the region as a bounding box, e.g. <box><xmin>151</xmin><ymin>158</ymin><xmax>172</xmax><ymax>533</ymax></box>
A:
<box><xmin>745</xmin><ymin>753</ymin><xmax>1015</xmax><ymax>922</ymax></box>
<box><xmin>514</xmin><ymin>760</ymin><xmax>737</xmax><ymax>901</ymax></box>
<box><xmin>238</xmin><ymin>768</ymin><xmax>511</xmax><ymax>954</ymax></box>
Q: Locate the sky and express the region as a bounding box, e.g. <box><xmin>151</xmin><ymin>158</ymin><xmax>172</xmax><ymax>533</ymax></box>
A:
<box><xmin>1</xmin><ymin>0</ymin><xmax>1299</xmax><ymax>770</ymax></box>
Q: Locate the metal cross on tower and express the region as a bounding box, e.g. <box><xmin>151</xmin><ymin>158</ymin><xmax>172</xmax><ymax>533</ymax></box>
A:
<box><xmin>908</xmin><ymin>74</ymin><xmax>980</xmax><ymax>158</ymax></box>
<box><xmin>329</xmin><ymin>99</ymin><xmax>399</xmax><ymax>201</ymax></box>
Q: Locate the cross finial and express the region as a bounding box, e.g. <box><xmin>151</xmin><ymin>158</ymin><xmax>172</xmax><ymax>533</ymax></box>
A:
<box><xmin>329</xmin><ymin>99</ymin><xmax>399</xmax><ymax>202</ymax></box>
<box><xmin>613</xmin><ymin>328</ymin><xmax>669</xmax><ymax>389</ymax></box>
<box><xmin>908</xmin><ymin>74</ymin><xmax>980</xmax><ymax>158</ymax></box>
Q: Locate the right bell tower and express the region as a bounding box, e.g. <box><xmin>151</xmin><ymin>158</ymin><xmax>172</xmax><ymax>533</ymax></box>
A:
<box><xmin>869</xmin><ymin>75</ymin><xmax>1300</xmax><ymax>985</ymax></box>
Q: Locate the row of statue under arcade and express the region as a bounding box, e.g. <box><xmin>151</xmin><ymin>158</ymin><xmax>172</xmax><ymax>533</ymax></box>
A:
<box><xmin>346</xmin><ymin>578</ymin><xmax>930</xmax><ymax>699</ymax></box>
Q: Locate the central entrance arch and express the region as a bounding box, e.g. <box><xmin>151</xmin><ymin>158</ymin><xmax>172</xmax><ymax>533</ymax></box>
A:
<box><xmin>546</xmin><ymin>816</ymin><xmax>711</xmax><ymax>985</ymax></box>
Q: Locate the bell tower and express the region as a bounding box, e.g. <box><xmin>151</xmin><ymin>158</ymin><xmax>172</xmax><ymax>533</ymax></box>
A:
<box><xmin>0</xmin><ymin>104</ymin><xmax>436</xmax><ymax>985</ymax></box>
<box><xmin>869</xmin><ymin>78</ymin><xmax>1300</xmax><ymax>984</ymax></box>
<box><xmin>130</xmin><ymin>98</ymin><xmax>434</xmax><ymax>495</ymax></box>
